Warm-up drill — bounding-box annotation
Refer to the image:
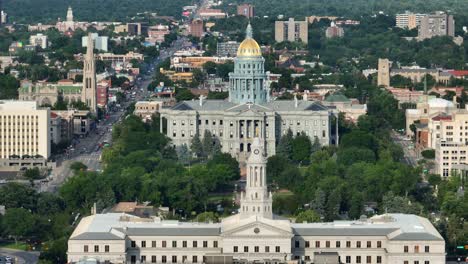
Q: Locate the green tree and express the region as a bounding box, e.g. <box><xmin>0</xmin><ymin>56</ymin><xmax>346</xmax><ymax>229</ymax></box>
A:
<box><xmin>295</xmin><ymin>209</ymin><xmax>321</xmax><ymax>223</ymax></box>
<box><xmin>3</xmin><ymin>208</ymin><xmax>35</xmax><ymax>243</ymax></box>
<box><xmin>0</xmin><ymin>74</ymin><xmax>20</xmax><ymax>99</ymax></box>
<box><xmin>277</xmin><ymin>129</ymin><xmax>293</xmax><ymax>159</ymax></box>
<box><xmin>190</xmin><ymin>132</ymin><xmax>204</xmax><ymax>158</ymax></box>
<box><xmin>70</xmin><ymin>162</ymin><xmax>87</xmax><ymax>172</ymax></box>
<box><xmin>176</xmin><ymin>144</ymin><xmax>192</xmax><ymax>165</ymax></box>
<box><xmin>202</xmin><ymin>130</ymin><xmax>214</xmax><ymax>158</ymax></box>
<box><xmin>196</xmin><ymin>212</ymin><xmax>219</xmax><ymax>223</ymax></box>
<box><xmin>291</xmin><ymin>132</ymin><xmax>312</xmax><ymax>164</ymax></box>
<box><xmin>24</xmin><ymin>167</ymin><xmax>42</xmax><ymax>180</ymax></box>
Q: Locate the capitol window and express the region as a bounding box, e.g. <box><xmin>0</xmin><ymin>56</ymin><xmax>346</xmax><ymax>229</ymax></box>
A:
<box><xmin>234</xmin><ymin>246</ymin><xmax>238</xmax><ymax>252</ymax></box>
<box><xmin>193</xmin><ymin>241</ymin><xmax>198</xmax><ymax>247</ymax></box>
<box><xmin>356</xmin><ymin>256</ymin><xmax>361</xmax><ymax>263</ymax></box>
<box><xmin>244</xmin><ymin>246</ymin><xmax>249</xmax><ymax>252</ymax></box>
<box><xmin>275</xmin><ymin>246</ymin><xmax>280</xmax><ymax>252</ymax></box>
<box><xmin>265</xmin><ymin>246</ymin><xmax>270</xmax><ymax>252</ymax></box>
<box><xmin>254</xmin><ymin>246</ymin><xmax>259</xmax><ymax>252</ymax></box>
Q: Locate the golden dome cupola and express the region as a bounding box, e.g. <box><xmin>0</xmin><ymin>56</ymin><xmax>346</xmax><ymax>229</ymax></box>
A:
<box><xmin>237</xmin><ymin>23</ymin><xmax>262</xmax><ymax>57</ymax></box>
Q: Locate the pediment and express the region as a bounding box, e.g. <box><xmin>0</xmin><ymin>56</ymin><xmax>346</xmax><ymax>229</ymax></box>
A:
<box><xmin>222</xmin><ymin>219</ymin><xmax>293</xmax><ymax>238</ymax></box>
<box><xmin>226</xmin><ymin>103</ymin><xmax>273</xmax><ymax>113</ymax></box>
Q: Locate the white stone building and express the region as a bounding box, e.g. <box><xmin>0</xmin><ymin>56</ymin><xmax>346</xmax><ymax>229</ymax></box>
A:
<box><xmin>160</xmin><ymin>25</ymin><xmax>333</xmax><ymax>160</ymax></box>
<box><xmin>67</xmin><ymin>139</ymin><xmax>446</xmax><ymax>264</ymax></box>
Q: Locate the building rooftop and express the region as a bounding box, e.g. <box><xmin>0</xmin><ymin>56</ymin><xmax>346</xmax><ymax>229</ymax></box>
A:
<box><xmin>0</xmin><ymin>100</ymin><xmax>39</xmax><ymax>111</ymax></box>
<box><xmin>324</xmin><ymin>93</ymin><xmax>351</xmax><ymax>103</ymax></box>
<box><xmin>292</xmin><ymin>214</ymin><xmax>443</xmax><ymax>241</ymax></box>
<box><xmin>70</xmin><ymin>213</ymin><xmax>443</xmax><ymax>241</ymax></box>
<box><xmin>168</xmin><ymin>100</ymin><xmax>329</xmax><ymax>113</ymax></box>
<box><xmin>70</xmin><ymin>213</ymin><xmax>222</xmax><ymax>240</ymax></box>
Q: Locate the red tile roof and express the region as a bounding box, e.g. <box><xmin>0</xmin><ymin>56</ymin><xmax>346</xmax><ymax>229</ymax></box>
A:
<box><xmin>448</xmin><ymin>70</ymin><xmax>468</xmax><ymax>76</ymax></box>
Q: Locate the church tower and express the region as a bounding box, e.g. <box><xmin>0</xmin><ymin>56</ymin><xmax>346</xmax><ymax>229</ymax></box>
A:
<box><xmin>81</xmin><ymin>33</ymin><xmax>97</xmax><ymax>115</ymax></box>
<box><xmin>229</xmin><ymin>23</ymin><xmax>269</xmax><ymax>105</ymax></box>
<box><xmin>240</xmin><ymin>137</ymin><xmax>273</xmax><ymax>219</ymax></box>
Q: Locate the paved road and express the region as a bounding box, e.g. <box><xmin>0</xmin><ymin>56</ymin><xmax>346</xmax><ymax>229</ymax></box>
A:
<box><xmin>391</xmin><ymin>130</ymin><xmax>419</xmax><ymax>167</ymax></box>
<box><xmin>0</xmin><ymin>248</ymin><xmax>39</xmax><ymax>264</ymax></box>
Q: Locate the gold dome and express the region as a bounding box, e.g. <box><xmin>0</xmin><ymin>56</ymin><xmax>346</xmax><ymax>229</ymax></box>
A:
<box><xmin>237</xmin><ymin>38</ymin><xmax>262</xmax><ymax>57</ymax></box>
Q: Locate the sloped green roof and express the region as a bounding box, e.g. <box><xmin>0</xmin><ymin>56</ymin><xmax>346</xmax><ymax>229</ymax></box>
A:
<box><xmin>57</xmin><ymin>85</ymin><xmax>82</xmax><ymax>94</ymax></box>
<box><xmin>325</xmin><ymin>93</ymin><xmax>350</xmax><ymax>103</ymax></box>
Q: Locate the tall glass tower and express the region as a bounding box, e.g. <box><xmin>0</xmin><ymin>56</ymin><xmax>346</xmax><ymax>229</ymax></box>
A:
<box><xmin>228</xmin><ymin>24</ymin><xmax>269</xmax><ymax>105</ymax></box>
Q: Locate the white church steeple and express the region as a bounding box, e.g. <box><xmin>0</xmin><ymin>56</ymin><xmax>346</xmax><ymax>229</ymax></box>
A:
<box><xmin>240</xmin><ymin>137</ymin><xmax>273</xmax><ymax>219</ymax></box>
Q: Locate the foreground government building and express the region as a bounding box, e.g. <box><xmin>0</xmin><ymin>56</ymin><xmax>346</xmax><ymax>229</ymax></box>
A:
<box><xmin>68</xmin><ymin>138</ymin><xmax>445</xmax><ymax>264</ymax></box>
<box><xmin>160</xmin><ymin>25</ymin><xmax>332</xmax><ymax>159</ymax></box>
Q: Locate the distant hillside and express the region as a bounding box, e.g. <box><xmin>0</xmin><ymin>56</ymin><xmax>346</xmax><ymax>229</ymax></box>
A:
<box><xmin>233</xmin><ymin>0</ymin><xmax>468</xmax><ymax>18</ymax></box>
<box><xmin>3</xmin><ymin>0</ymin><xmax>193</xmax><ymax>23</ymax></box>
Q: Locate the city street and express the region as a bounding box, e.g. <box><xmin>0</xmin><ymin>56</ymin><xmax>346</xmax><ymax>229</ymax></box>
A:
<box><xmin>0</xmin><ymin>248</ymin><xmax>39</xmax><ymax>264</ymax></box>
<box><xmin>43</xmin><ymin>41</ymin><xmax>181</xmax><ymax>193</ymax></box>
<box><xmin>391</xmin><ymin>130</ymin><xmax>419</xmax><ymax>167</ymax></box>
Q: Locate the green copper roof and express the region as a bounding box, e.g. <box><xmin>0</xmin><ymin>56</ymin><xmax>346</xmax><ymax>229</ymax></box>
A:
<box><xmin>57</xmin><ymin>85</ymin><xmax>82</xmax><ymax>94</ymax></box>
<box><xmin>325</xmin><ymin>93</ymin><xmax>350</xmax><ymax>103</ymax></box>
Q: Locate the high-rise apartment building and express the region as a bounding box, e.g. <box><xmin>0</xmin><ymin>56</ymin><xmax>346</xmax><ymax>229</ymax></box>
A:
<box><xmin>0</xmin><ymin>101</ymin><xmax>50</xmax><ymax>160</ymax></box>
<box><xmin>81</xmin><ymin>33</ymin><xmax>97</xmax><ymax>115</ymax></box>
<box><xmin>30</xmin><ymin>34</ymin><xmax>49</xmax><ymax>49</ymax></box>
<box><xmin>217</xmin><ymin>41</ymin><xmax>240</xmax><ymax>57</ymax></box>
<box><xmin>0</xmin><ymin>10</ymin><xmax>7</xmax><ymax>25</ymax></box>
<box><xmin>189</xmin><ymin>19</ymin><xmax>204</xmax><ymax>38</ymax></box>
<box><xmin>237</xmin><ymin>4</ymin><xmax>255</xmax><ymax>18</ymax></box>
<box><xmin>418</xmin><ymin>12</ymin><xmax>455</xmax><ymax>40</ymax></box>
<box><xmin>325</xmin><ymin>22</ymin><xmax>344</xmax><ymax>38</ymax></box>
<box><xmin>275</xmin><ymin>18</ymin><xmax>308</xmax><ymax>44</ymax></box>
<box><xmin>396</xmin><ymin>11</ymin><xmax>425</xmax><ymax>29</ymax></box>
<box><xmin>82</xmin><ymin>33</ymin><xmax>109</xmax><ymax>52</ymax></box>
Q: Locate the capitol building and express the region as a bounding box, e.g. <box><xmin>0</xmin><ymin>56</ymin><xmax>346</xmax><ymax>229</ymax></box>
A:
<box><xmin>67</xmin><ymin>138</ymin><xmax>445</xmax><ymax>264</ymax></box>
<box><xmin>159</xmin><ymin>24</ymin><xmax>332</xmax><ymax>160</ymax></box>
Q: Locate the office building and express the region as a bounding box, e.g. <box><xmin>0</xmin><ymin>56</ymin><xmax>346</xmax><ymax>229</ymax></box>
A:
<box><xmin>82</xmin><ymin>33</ymin><xmax>109</xmax><ymax>52</ymax></box>
<box><xmin>134</xmin><ymin>101</ymin><xmax>165</xmax><ymax>122</ymax></box>
<box><xmin>160</xmin><ymin>24</ymin><xmax>331</xmax><ymax>160</ymax></box>
<box><xmin>189</xmin><ymin>19</ymin><xmax>204</xmax><ymax>38</ymax></box>
<box><xmin>0</xmin><ymin>101</ymin><xmax>50</xmax><ymax>167</ymax></box>
<box><xmin>275</xmin><ymin>18</ymin><xmax>308</xmax><ymax>43</ymax></box>
<box><xmin>68</xmin><ymin>137</ymin><xmax>445</xmax><ymax>264</ymax></box>
<box><xmin>237</xmin><ymin>4</ymin><xmax>255</xmax><ymax>18</ymax></box>
<box><xmin>396</xmin><ymin>11</ymin><xmax>426</xmax><ymax>29</ymax></box>
<box><xmin>217</xmin><ymin>41</ymin><xmax>240</xmax><ymax>57</ymax></box>
<box><xmin>325</xmin><ymin>22</ymin><xmax>344</xmax><ymax>38</ymax></box>
<box><xmin>29</xmin><ymin>33</ymin><xmax>49</xmax><ymax>49</ymax></box>
<box><xmin>418</xmin><ymin>12</ymin><xmax>455</xmax><ymax>40</ymax></box>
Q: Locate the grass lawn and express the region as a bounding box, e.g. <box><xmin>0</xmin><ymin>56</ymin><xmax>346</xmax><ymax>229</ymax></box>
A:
<box><xmin>0</xmin><ymin>241</ymin><xmax>30</xmax><ymax>251</ymax></box>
